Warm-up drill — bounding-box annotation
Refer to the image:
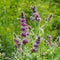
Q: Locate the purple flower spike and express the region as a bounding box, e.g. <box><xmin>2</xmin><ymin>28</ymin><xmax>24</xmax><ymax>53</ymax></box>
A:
<box><xmin>20</xmin><ymin>12</ymin><xmax>28</xmax><ymax>38</ymax></box>
<box><xmin>35</xmin><ymin>36</ymin><xmax>40</xmax><ymax>44</ymax></box>
<box><xmin>23</xmin><ymin>39</ymin><xmax>28</xmax><ymax>44</ymax></box>
<box><xmin>30</xmin><ymin>6</ymin><xmax>40</xmax><ymax>21</ymax></box>
<box><xmin>31</xmin><ymin>36</ymin><xmax>40</xmax><ymax>53</ymax></box>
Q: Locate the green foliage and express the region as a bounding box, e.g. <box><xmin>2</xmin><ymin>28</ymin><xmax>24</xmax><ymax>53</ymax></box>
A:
<box><xmin>0</xmin><ymin>0</ymin><xmax>60</xmax><ymax>60</ymax></box>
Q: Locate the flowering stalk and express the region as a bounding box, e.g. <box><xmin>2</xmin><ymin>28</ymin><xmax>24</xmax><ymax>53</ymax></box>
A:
<box><xmin>30</xmin><ymin>6</ymin><xmax>40</xmax><ymax>22</ymax></box>
<box><xmin>20</xmin><ymin>12</ymin><xmax>28</xmax><ymax>45</ymax></box>
<box><xmin>31</xmin><ymin>36</ymin><xmax>40</xmax><ymax>53</ymax></box>
<box><xmin>13</xmin><ymin>33</ymin><xmax>21</xmax><ymax>49</ymax></box>
<box><xmin>20</xmin><ymin>12</ymin><xmax>27</xmax><ymax>37</ymax></box>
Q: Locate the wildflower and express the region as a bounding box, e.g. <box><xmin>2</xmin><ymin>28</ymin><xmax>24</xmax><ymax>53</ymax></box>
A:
<box><xmin>19</xmin><ymin>12</ymin><xmax>29</xmax><ymax>46</ymax></box>
<box><xmin>20</xmin><ymin>18</ymin><xmax>26</xmax><ymax>23</ymax></box>
<box><xmin>14</xmin><ymin>40</ymin><xmax>20</xmax><ymax>48</ymax></box>
<box><xmin>14</xmin><ymin>33</ymin><xmax>21</xmax><ymax>48</ymax></box>
<box><xmin>30</xmin><ymin>6</ymin><xmax>40</xmax><ymax>21</ymax></box>
<box><xmin>35</xmin><ymin>36</ymin><xmax>40</xmax><ymax>44</ymax></box>
<box><xmin>20</xmin><ymin>12</ymin><xmax>28</xmax><ymax>38</ymax></box>
<box><xmin>23</xmin><ymin>39</ymin><xmax>28</xmax><ymax>45</ymax></box>
<box><xmin>31</xmin><ymin>36</ymin><xmax>40</xmax><ymax>52</ymax></box>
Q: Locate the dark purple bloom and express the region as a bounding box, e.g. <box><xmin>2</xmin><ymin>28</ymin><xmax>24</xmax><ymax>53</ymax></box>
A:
<box><xmin>21</xmin><ymin>28</ymin><xmax>27</xmax><ymax>31</ymax></box>
<box><xmin>30</xmin><ymin>6</ymin><xmax>36</xmax><ymax>13</ymax></box>
<box><xmin>31</xmin><ymin>36</ymin><xmax>40</xmax><ymax>53</ymax></box>
<box><xmin>30</xmin><ymin>6</ymin><xmax>40</xmax><ymax>21</ymax></box>
<box><xmin>21</xmin><ymin>33</ymin><xmax>27</xmax><ymax>37</ymax></box>
<box><xmin>21</xmin><ymin>23</ymin><xmax>27</xmax><ymax>27</ymax></box>
<box><xmin>20</xmin><ymin>18</ymin><xmax>26</xmax><ymax>23</ymax></box>
<box><xmin>33</xmin><ymin>13</ymin><xmax>40</xmax><ymax>21</ymax></box>
<box><xmin>35</xmin><ymin>36</ymin><xmax>40</xmax><ymax>44</ymax></box>
<box><xmin>35</xmin><ymin>40</ymin><xmax>40</xmax><ymax>44</ymax></box>
<box><xmin>23</xmin><ymin>39</ymin><xmax>28</xmax><ymax>44</ymax></box>
<box><xmin>37</xmin><ymin>16</ymin><xmax>40</xmax><ymax>21</ymax></box>
<box><xmin>34</xmin><ymin>43</ymin><xmax>38</xmax><ymax>48</ymax></box>
<box><xmin>16</xmin><ymin>41</ymin><xmax>20</xmax><ymax>45</ymax></box>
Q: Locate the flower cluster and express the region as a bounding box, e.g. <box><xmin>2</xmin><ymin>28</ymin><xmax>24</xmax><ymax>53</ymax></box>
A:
<box><xmin>45</xmin><ymin>35</ymin><xmax>52</xmax><ymax>46</ymax></box>
<box><xmin>31</xmin><ymin>36</ymin><xmax>40</xmax><ymax>52</ymax></box>
<box><xmin>20</xmin><ymin>12</ymin><xmax>28</xmax><ymax>44</ymax></box>
<box><xmin>14</xmin><ymin>34</ymin><xmax>21</xmax><ymax>48</ymax></box>
<box><xmin>30</xmin><ymin>6</ymin><xmax>40</xmax><ymax>21</ymax></box>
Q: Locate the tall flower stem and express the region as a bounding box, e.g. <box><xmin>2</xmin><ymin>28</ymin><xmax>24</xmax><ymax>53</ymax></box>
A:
<box><xmin>19</xmin><ymin>12</ymin><xmax>28</xmax><ymax>58</ymax></box>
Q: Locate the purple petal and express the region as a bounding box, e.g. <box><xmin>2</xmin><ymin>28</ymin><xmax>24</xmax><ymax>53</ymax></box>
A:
<box><xmin>21</xmin><ymin>23</ymin><xmax>27</xmax><ymax>27</ymax></box>
<box><xmin>34</xmin><ymin>43</ymin><xmax>38</xmax><ymax>48</ymax></box>
<box><xmin>37</xmin><ymin>17</ymin><xmax>40</xmax><ymax>21</ymax></box>
<box><xmin>21</xmin><ymin>28</ymin><xmax>27</xmax><ymax>31</ymax></box>
<box><xmin>20</xmin><ymin>18</ymin><xmax>26</xmax><ymax>23</ymax></box>
<box><xmin>21</xmin><ymin>33</ymin><xmax>27</xmax><ymax>37</ymax></box>
<box><xmin>23</xmin><ymin>39</ymin><xmax>28</xmax><ymax>44</ymax></box>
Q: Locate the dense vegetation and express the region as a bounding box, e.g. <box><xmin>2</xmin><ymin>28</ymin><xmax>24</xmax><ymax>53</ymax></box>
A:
<box><xmin>0</xmin><ymin>0</ymin><xmax>60</xmax><ymax>60</ymax></box>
